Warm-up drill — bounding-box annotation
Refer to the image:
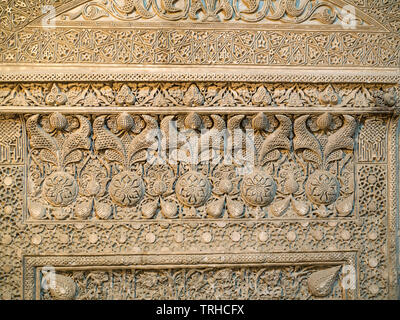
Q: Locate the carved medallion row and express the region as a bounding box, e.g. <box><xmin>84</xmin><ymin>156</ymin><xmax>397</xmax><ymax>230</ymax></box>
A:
<box><xmin>22</xmin><ymin>111</ymin><xmax>366</xmax><ymax>221</ymax></box>
<box><xmin>0</xmin><ymin>109</ymin><xmax>397</xmax><ymax>300</ymax></box>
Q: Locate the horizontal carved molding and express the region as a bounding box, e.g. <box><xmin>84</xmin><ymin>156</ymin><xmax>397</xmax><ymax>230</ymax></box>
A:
<box><xmin>0</xmin><ymin>66</ymin><xmax>399</xmax><ymax>84</ymax></box>
<box><xmin>49</xmin><ymin>0</ymin><xmax>376</xmax><ymax>27</ymax></box>
<box><xmin>0</xmin><ymin>82</ymin><xmax>397</xmax><ymax>113</ymax></box>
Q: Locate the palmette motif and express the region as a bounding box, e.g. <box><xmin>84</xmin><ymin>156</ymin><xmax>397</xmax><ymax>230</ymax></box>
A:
<box><xmin>24</xmin><ymin>110</ymin><xmax>358</xmax><ymax>220</ymax></box>
<box><xmin>0</xmin><ymin>83</ymin><xmax>397</xmax><ymax>109</ymax></box>
<box><xmin>0</xmin><ymin>113</ymin><xmax>397</xmax><ymax>300</ymax></box>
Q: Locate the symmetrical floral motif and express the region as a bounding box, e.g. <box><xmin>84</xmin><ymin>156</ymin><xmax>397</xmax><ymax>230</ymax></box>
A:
<box><xmin>24</xmin><ymin>111</ymin><xmax>359</xmax><ymax>220</ymax></box>
<box><xmin>93</xmin><ymin>112</ymin><xmax>158</xmax><ymax>209</ymax></box>
<box><xmin>0</xmin><ymin>94</ymin><xmax>398</xmax><ymax>300</ymax></box>
<box><xmin>241</xmin><ymin>170</ymin><xmax>276</xmax><ymax>207</ymax></box>
<box><xmin>206</xmin><ymin>164</ymin><xmax>243</xmax><ymax>218</ymax></box>
<box><xmin>0</xmin><ymin>0</ymin><xmax>399</xmax><ymax>303</ymax></box>
<box><xmin>76</xmin><ymin>156</ymin><xmax>112</xmax><ymax>219</ymax></box>
<box><xmin>0</xmin><ymin>82</ymin><xmax>397</xmax><ymax>109</ymax></box>
<box><xmin>293</xmin><ymin>113</ymin><xmax>356</xmax><ymax>217</ymax></box>
<box><xmin>142</xmin><ymin>164</ymin><xmax>177</xmax><ymax>218</ymax></box>
<box><xmin>26</xmin><ymin>113</ymin><xmax>91</xmax><ymax>218</ymax></box>
<box><xmin>109</xmin><ymin>171</ymin><xmax>144</xmax><ymax>207</ymax></box>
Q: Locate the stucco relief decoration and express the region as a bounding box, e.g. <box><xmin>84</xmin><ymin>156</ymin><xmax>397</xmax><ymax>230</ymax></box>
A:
<box><xmin>27</xmin><ymin>112</ymin><xmax>91</xmax><ymax>219</ymax></box>
<box><xmin>40</xmin><ymin>264</ymin><xmax>344</xmax><ymax>299</ymax></box>
<box><xmin>0</xmin><ymin>0</ymin><xmax>399</xmax><ymax>302</ymax></box>
<box><xmin>64</xmin><ymin>0</ymin><xmax>360</xmax><ymax>25</ymax></box>
<box><xmin>293</xmin><ymin>113</ymin><xmax>356</xmax><ymax>217</ymax></box>
<box><xmin>24</xmin><ymin>110</ymin><xmax>357</xmax><ymax>221</ymax></box>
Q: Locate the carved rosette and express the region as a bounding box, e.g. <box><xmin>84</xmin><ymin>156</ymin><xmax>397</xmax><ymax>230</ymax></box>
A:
<box><xmin>305</xmin><ymin>170</ymin><xmax>340</xmax><ymax>205</ymax></box>
<box><xmin>176</xmin><ymin>170</ymin><xmax>212</xmax><ymax>207</ymax></box>
<box><xmin>241</xmin><ymin>170</ymin><xmax>276</xmax><ymax>207</ymax></box>
<box><xmin>23</xmin><ymin>111</ymin><xmax>359</xmax><ymax>220</ymax></box>
<box><xmin>109</xmin><ymin>171</ymin><xmax>145</xmax><ymax>207</ymax></box>
<box><xmin>43</xmin><ymin>171</ymin><xmax>78</xmax><ymax>207</ymax></box>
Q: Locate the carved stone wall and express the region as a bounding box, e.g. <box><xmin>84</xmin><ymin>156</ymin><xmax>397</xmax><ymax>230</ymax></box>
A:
<box><xmin>0</xmin><ymin>0</ymin><xmax>399</xmax><ymax>300</ymax></box>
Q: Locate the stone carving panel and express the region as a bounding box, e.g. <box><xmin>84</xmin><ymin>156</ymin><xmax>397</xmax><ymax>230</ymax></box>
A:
<box><xmin>40</xmin><ymin>265</ymin><xmax>346</xmax><ymax>300</ymax></box>
<box><xmin>25</xmin><ymin>110</ymin><xmax>357</xmax><ymax>221</ymax></box>
<box><xmin>24</xmin><ymin>253</ymin><xmax>355</xmax><ymax>300</ymax></box>
<box><xmin>0</xmin><ymin>0</ymin><xmax>400</xmax><ymax>302</ymax></box>
<box><xmin>0</xmin><ymin>82</ymin><xmax>398</xmax><ymax>300</ymax></box>
<box><xmin>59</xmin><ymin>0</ymin><xmax>366</xmax><ymax>25</ymax></box>
<box><xmin>1</xmin><ymin>28</ymin><xmax>398</xmax><ymax>67</ymax></box>
<box><xmin>0</xmin><ymin>82</ymin><xmax>397</xmax><ymax>108</ymax></box>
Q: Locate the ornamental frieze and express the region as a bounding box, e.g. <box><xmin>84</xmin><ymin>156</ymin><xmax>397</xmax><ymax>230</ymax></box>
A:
<box><xmin>0</xmin><ymin>82</ymin><xmax>397</xmax><ymax>109</ymax></box>
<box><xmin>0</xmin><ymin>75</ymin><xmax>397</xmax><ymax>300</ymax></box>
<box><xmin>57</xmin><ymin>0</ymin><xmax>368</xmax><ymax>25</ymax></box>
<box><xmin>1</xmin><ymin>28</ymin><xmax>398</xmax><ymax>67</ymax></box>
<box><xmin>0</xmin><ymin>77</ymin><xmax>397</xmax><ymax>300</ymax></box>
<box><xmin>24</xmin><ymin>111</ymin><xmax>357</xmax><ymax>221</ymax></box>
<box><xmin>0</xmin><ymin>0</ymin><xmax>399</xmax><ymax>302</ymax></box>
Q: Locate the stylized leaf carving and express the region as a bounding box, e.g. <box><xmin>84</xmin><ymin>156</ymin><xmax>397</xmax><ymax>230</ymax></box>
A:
<box><xmin>226</xmin><ymin>198</ymin><xmax>244</xmax><ymax>218</ymax></box>
<box><xmin>336</xmin><ymin>195</ymin><xmax>354</xmax><ymax>216</ymax></box>
<box><xmin>308</xmin><ymin>266</ymin><xmax>341</xmax><ymax>297</ymax></box>
<box><xmin>160</xmin><ymin>115</ymin><xmax>186</xmax><ymax>154</ymax></box>
<box><xmin>259</xmin><ymin>115</ymin><xmax>291</xmax><ymax>165</ymax></box>
<box><xmin>293</xmin><ymin>115</ymin><xmax>322</xmax><ymax>166</ymax></box>
<box><xmin>38</xmin><ymin>149</ymin><xmax>58</xmax><ymax>167</ymax></box>
<box><xmin>269</xmin><ymin>197</ymin><xmax>290</xmax><ymax>217</ymax></box>
<box><xmin>26</xmin><ymin>114</ymin><xmax>59</xmax><ymax>166</ymax></box>
<box><xmin>324</xmin><ymin>115</ymin><xmax>356</xmax><ymax>164</ymax></box>
<box><xmin>292</xmin><ymin>198</ymin><xmax>310</xmax><ymax>216</ymax></box>
<box><xmin>206</xmin><ymin>197</ymin><xmax>225</xmax><ymax>218</ymax></box>
<box><xmin>48</xmin><ymin>274</ymin><xmax>77</xmax><ymax>300</ymax></box>
<box><xmin>62</xmin><ymin>115</ymin><xmax>91</xmax><ymax>166</ymax></box>
<box><xmin>227</xmin><ymin>115</ymin><xmax>255</xmax><ymax>166</ymax></box>
<box><xmin>63</xmin><ymin>150</ymin><xmax>83</xmax><ymax>167</ymax></box>
<box><xmin>198</xmin><ymin>115</ymin><xmax>225</xmax><ymax>160</ymax></box>
<box><xmin>128</xmin><ymin>115</ymin><xmax>159</xmax><ymax>165</ymax></box>
<box><xmin>160</xmin><ymin>199</ymin><xmax>178</xmax><ymax>219</ymax></box>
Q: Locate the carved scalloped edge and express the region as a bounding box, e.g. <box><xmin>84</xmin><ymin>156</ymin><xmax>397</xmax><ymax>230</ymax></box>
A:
<box><xmin>0</xmin><ymin>67</ymin><xmax>399</xmax><ymax>83</ymax></box>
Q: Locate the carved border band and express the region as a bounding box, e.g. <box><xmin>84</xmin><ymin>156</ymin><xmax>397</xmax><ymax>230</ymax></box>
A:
<box><xmin>23</xmin><ymin>251</ymin><xmax>357</xmax><ymax>300</ymax></box>
<box><xmin>0</xmin><ymin>68</ymin><xmax>399</xmax><ymax>84</ymax></box>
